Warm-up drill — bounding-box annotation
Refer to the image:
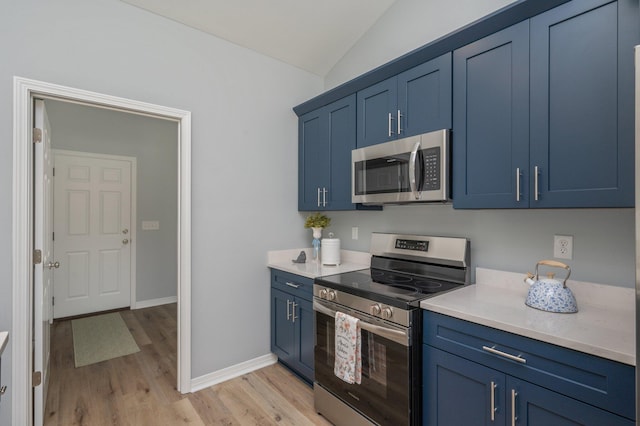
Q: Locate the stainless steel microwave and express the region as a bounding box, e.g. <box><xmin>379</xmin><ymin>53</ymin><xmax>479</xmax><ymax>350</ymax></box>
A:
<box><xmin>352</xmin><ymin>129</ymin><xmax>450</xmax><ymax>204</ymax></box>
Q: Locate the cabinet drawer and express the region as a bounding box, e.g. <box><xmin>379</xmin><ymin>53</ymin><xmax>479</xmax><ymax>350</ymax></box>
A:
<box><xmin>423</xmin><ymin>311</ymin><xmax>635</xmax><ymax>420</ymax></box>
<box><xmin>270</xmin><ymin>269</ymin><xmax>313</xmax><ymax>301</ymax></box>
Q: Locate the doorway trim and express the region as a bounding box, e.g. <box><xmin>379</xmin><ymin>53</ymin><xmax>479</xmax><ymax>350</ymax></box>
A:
<box><xmin>12</xmin><ymin>76</ymin><xmax>192</xmax><ymax>425</ymax></box>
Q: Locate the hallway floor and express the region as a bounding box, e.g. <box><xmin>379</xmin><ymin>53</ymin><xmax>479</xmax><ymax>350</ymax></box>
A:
<box><xmin>45</xmin><ymin>303</ymin><xmax>330</xmax><ymax>425</ymax></box>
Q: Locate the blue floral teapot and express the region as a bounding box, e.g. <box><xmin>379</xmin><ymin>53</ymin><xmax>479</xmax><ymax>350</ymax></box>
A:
<box><xmin>523</xmin><ymin>260</ymin><xmax>578</xmax><ymax>313</ymax></box>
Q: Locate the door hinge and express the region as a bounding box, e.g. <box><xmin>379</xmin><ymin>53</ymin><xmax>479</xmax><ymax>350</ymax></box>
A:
<box><xmin>33</xmin><ymin>249</ymin><xmax>42</xmax><ymax>265</ymax></box>
<box><xmin>52</xmin><ymin>297</ymin><xmax>55</xmax><ymax>306</ymax></box>
<box><xmin>32</xmin><ymin>371</ymin><xmax>42</xmax><ymax>387</ymax></box>
<box><xmin>53</xmin><ymin>167</ymin><xmax>55</xmax><ymax>177</ymax></box>
<box><xmin>52</xmin><ymin>232</ymin><xmax>55</xmax><ymax>241</ymax></box>
<box><xmin>32</xmin><ymin>128</ymin><xmax>42</xmax><ymax>143</ymax></box>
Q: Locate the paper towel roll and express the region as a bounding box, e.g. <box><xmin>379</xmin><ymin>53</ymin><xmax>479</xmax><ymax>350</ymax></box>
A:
<box><xmin>322</xmin><ymin>238</ymin><xmax>341</xmax><ymax>265</ymax></box>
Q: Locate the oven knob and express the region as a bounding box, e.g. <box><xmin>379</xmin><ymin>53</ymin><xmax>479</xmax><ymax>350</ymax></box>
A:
<box><xmin>370</xmin><ymin>304</ymin><xmax>382</xmax><ymax>315</ymax></box>
<box><xmin>319</xmin><ymin>289</ymin><xmax>327</xmax><ymax>299</ymax></box>
<box><xmin>327</xmin><ymin>290</ymin><xmax>337</xmax><ymax>301</ymax></box>
<box><xmin>381</xmin><ymin>307</ymin><xmax>393</xmax><ymax>319</ymax></box>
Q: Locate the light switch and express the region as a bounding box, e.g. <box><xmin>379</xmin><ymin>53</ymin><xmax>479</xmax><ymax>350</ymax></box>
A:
<box><xmin>142</xmin><ymin>220</ymin><xmax>160</xmax><ymax>230</ymax></box>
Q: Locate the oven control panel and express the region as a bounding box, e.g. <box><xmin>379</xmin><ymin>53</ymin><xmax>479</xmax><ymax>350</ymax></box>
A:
<box><xmin>314</xmin><ymin>284</ymin><xmax>409</xmax><ymax>327</ymax></box>
<box><xmin>395</xmin><ymin>238</ymin><xmax>429</xmax><ymax>252</ymax></box>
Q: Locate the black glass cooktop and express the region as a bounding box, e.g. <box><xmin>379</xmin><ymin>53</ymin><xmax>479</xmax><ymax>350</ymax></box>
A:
<box><xmin>315</xmin><ymin>268</ymin><xmax>463</xmax><ymax>309</ymax></box>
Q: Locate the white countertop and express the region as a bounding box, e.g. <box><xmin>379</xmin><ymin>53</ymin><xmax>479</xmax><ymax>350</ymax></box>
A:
<box><xmin>421</xmin><ymin>268</ymin><xmax>635</xmax><ymax>366</ymax></box>
<box><xmin>267</xmin><ymin>248</ymin><xmax>370</xmax><ymax>279</ymax></box>
<box><xmin>0</xmin><ymin>332</ymin><xmax>8</xmax><ymax>356</ymax></box>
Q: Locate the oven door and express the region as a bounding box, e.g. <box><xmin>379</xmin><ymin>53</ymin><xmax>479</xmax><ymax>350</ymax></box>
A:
<box><xmin>313</xmin><ymin>298</ymin><xmax>414</xmax><ymax>426</ymax></box>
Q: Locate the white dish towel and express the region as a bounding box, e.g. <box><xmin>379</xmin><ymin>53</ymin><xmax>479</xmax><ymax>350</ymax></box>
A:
<box><xmin>334</xmin><ymin>311</ymin><xmax>362</xmax><ymax>384</ymax></box>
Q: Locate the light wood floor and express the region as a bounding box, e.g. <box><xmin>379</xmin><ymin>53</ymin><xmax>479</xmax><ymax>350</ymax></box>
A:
<box><xmin>45</xmin><ymin>304</ymin><xmax>332</xmax><ymax>425</ymax></box>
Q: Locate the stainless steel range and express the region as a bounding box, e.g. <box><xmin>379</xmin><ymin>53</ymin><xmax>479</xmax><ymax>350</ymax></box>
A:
<box><xmin>313</xmin><ymin>233</ymin><xmax>470</xmax><ymax>426</ymax></box>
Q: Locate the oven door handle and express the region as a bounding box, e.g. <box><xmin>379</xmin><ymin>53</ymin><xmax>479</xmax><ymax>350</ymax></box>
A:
<box><xmin>313</xmin><ymin>300</ymin><xmax>410</xmax><ymax>347</ymax></box>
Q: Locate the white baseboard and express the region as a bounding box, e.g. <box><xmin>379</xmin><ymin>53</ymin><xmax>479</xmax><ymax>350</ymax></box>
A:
<box><xmin>133</xmin><ymin>295</ymin><xmax>177</xmax><ymax>309</ymax></box>
<box><xmin>190</xmin><ymin>353</ymin><xmax>278</xmax><ymax>393</ymax></box>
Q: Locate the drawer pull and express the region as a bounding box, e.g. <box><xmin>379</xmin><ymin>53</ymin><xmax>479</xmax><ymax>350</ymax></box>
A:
<box><xmin>482</xmin><ymin>345</ymin><xmax>527</xmax><ymax>364</ymax></box>
<box><xmin>285</xmin><ymin>282</ymin><xmax>300</xmax><ymax>289</ymax></box>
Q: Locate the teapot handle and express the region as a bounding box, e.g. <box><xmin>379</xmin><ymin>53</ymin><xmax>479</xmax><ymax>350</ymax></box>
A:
<box><xmin>535</xmin><ymin>260</ymin><xmax>571</xmax><ymax>287</ymax></box>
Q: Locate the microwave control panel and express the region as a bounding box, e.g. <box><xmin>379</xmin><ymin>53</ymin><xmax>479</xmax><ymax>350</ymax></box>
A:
<box><xmin>422</xmin><ymin>147</ymin><xmax>441</xmax><ymax>190</ymax></box>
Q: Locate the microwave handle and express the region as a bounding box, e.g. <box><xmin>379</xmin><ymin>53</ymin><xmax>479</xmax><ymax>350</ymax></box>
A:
<box><xmin>409</xmin><ymin>141</ymin><xmax>422</xmax><ymax>200</ymax></box>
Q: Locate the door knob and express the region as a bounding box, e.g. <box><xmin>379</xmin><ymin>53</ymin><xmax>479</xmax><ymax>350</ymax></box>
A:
<box><xmin>47</xmin><ymin>261</ymin><xmax>60</xmax><ymax>269</ymax></box>
<box><xmin>122</xmin><ymin>239</ymin><xmax>129</xmax><ymax>245</ymax></box>
<box><xmin>122</xmin><ymin>228</ymin><xmax>129</xmax><ymax>234</ymax></box>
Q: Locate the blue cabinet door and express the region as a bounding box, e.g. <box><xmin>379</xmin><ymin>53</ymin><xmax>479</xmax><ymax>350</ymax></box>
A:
<box><xmin>423</xmin><ymin>346</ymin><xmax>506</xmax><ymax>426</ymax></box>
<box><xmin>397</xmin><ymin>53</ymin><xmax>452</xmax><ymax>138</ymax></box>
<box><xmin>357</xmin><ymin>54</ymin><xmax>453</xmax><ymax>148</ymax></box>
<box><xmin>529</xmin><ymin>0</ymin><xmax>637</xmax><ymax>207</ymax></box>
<box><xmin>271</xmin><ymin>287</ymin><xmax>295</xmax><ymax>364</ymax></box>
<box><xmin>299</xmin><ymin>95</ymin><xmax>357</xmax><ymax>211</ymax></box>
<box><xmin>508</xmin><ymin>377</ymin><xmax>634</xmax><ymax>426</ymax></box>
<box><xmin>298</xmin><ymin>109</ymin><xmax>329</xmax><ymax>210</ymax></box>
<box><xmin>294</xmin><ymin>297</ymin><xmax>314</xmax><ymax>383</ymax></box>
<box><xmin>327</xmin><ymin>95</ymin><xmax>357</xmax><ymax>210</ymax></box>
<box><xmin>356</xmin><ymin>77</ymin><xmax>397</xmax><ymax>147</ymax></box>
<box><xmin>452</xmin><ymin>21</ymin><xmax>530</xmax><ymax>208</ymax></box>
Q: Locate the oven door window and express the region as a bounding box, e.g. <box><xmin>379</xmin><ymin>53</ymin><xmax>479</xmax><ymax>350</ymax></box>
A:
<box><xmin>315</xmin><ymin>310</ymin><xmax>410</xmax><ymax>426</ymax></box>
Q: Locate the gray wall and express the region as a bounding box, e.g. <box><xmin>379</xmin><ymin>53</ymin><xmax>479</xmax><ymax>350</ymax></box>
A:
<box><xmin>321</xmin><ymin>206</ymin><xmax>635</xmax><ymax>287</ymax></box>
<box><xmin>319</xmin><ymin>0</ymin><xmax>635</xmax><ymax>289</ymax></box>
<box><xmin>45</xmin><ymin>99</ymin><xmax>179</xmax><ymax>303</ymax></box>
<box><xmin>0</xmin><ymin>0</ymin><xmax>322</xmax><ymax>422</ymax></box>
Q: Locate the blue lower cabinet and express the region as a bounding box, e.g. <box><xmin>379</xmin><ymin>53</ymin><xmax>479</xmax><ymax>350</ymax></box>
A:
<box><xmin>423</xmin><ymin>345</ymin><xmax>506</xmax><ymax>425</ymax></box>
<box><xmin>270</xmin><ymin>270</ymin><xmax>314</xmax><ymax>383</ymax></box>
<box><xmin>509</xmin><ymin>376</ymin><xmax>633</xmax><ymax>426</ymax></box>
<box><xmin>422</xmin><ymin>311</ymin><xmax>635</xmax><ymax>425</ymax></box>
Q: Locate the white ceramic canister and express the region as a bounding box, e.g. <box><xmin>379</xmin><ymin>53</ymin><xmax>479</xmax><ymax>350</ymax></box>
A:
<box><xmin>322</xmin><ymin>233</ymin><xmax>341</xmax><ymax>265</ymax></box>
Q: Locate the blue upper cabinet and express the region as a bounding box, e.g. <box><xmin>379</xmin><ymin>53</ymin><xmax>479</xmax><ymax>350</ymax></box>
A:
<box><xmin>454</xmin><ymin>0</ymin><xmax>637</xmax><ymax>209</ymax></box>
<box><xmin>452</xmin><ymin>22</ymin><xmax>530</xmax><ymax>208</ymax></box>
<box><xmin>356</xmin><ymin>77</ymin><xmax>397</xmax><ymax>147</ymax></box>
<box><xmin>529</xmin><ymin>0</ymin><xmax>637</xmax><ymax>207</ymax></box>
<box><xmin>298</xmin><ymin>95</ymin><xmax>357</xmax><ymax>211</ymax></box>
<box><xmin>357</xmin><ymin>53</ymin><xmax>452</xmax><ymax>148</ymax></box>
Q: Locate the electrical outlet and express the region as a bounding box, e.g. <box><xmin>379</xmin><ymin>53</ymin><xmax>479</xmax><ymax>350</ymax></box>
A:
<box><xmin>553</xmin><ymin>235</ymin><xmax>573</xmax><ymax>260</ymax></box>
<box><xmin>352</xmin><ymin>227</ymin><xmax>358</xmax><ymax>240</ymax></box>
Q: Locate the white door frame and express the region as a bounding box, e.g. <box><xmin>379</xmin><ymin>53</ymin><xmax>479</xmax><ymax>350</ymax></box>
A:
<box><xmin>53</xmin><ymin>149</ymin><xmax>138</xmax><ymax>318</ymax></box>
<box><xmin>12</xmin><ymin>76</ymin><xmax>192</xmax><ymax>426</ymax></box>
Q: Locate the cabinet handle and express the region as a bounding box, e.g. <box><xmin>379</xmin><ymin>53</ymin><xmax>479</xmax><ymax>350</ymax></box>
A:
<box><xmin>516</xmin><ymin>167</ymin><xmax>521</xmax><ymax>202</ymax></box>
<box><xmin>286</xmin><ymin>300</ymin><xmax>292</xmax><ymax>320</ymax></box>
<box><xmin>317</xmin><ymin>187</ymin><xmax>321</xmax><ymax>207</ymax></box>
<box><xmin>292</xmin><ymin>301</ymin><xmax>298</xmax><ymax>323</ymax></box>
<box><xmin>482</xmin><ymin>345</ymin><xmax>526</xmax><ymax>364</ymax></box>
<box><xmin>388</xmin><ymin>113</ymin><xmax>394</xmax><ymax>137</ymax></box>
<box><xmin>534</xmin><ymin>165</ymin><xmax>539</xmax><ymax>201</ymax></box>
<box><xmin>490</xmin><ymin>381</ymin><xmax>497</xmax><ymax>421</ymax></box>
<box><xmin>511</xmin><ymin>389</ymin><xmax>518</xmax><ymax>426</ymax></box>
<box><xmin>285</xmin><ymin>282</ymin><xmax>300</xmax><ymax>289</ymax></box>
<box><xmin>322</xmin><ymin>187</ymin><xmax>328</xmax><ymax>207</ymax></box>
<box><xmin>397</xmin><ymin>109</ymin><xmax>402</xmax><ymax>135</ymax></box>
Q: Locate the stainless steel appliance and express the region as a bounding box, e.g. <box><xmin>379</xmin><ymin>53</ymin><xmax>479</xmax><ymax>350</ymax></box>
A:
<box><xmin>352</xmin><ymin>129</ymin><xmax>450</xmax><ymax>204</ymax></box>
<box><xmin>313</xmin><ymin>233</ymin><xmax>470</xmax><ymax>426</ymax></box>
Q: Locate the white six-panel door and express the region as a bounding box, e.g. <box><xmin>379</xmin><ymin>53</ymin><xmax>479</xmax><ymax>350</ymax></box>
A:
<box><xmin>53</xmin><ymin>151</ymin><xmax>134</xmax><ymax>318</ymax></box>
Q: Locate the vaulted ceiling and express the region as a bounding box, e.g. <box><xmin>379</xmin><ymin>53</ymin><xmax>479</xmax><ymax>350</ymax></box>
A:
<box><xmin>120</xmin><ymin>0</ymin><xmax>398</xmax><ymax>76</ymax></box>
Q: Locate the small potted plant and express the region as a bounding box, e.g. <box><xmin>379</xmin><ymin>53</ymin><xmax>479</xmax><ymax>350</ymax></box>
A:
<box><xmin>304</xmin><ymin>213</ymin><xmax>331</xmax><ymax>259</ymax></box>
<box><xmin>304</xmin><ymin>212</ymin><xmax>331</xmax><ymax>237</ymax></box>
